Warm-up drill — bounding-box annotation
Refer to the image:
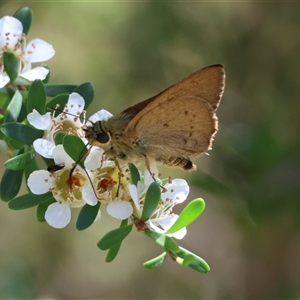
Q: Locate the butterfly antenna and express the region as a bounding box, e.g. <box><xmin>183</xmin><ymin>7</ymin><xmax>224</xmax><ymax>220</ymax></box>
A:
<box><xmin>48</xmin><ymin>106</ymin><xmax>86</xmax><ymax>122</ymax></box>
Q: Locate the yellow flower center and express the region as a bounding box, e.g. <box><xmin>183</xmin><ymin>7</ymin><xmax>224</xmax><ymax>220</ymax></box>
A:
<box><xmin>53</xmin><ymin>169</ymin><xmax>86</xmax><ymax>204</ymax></box>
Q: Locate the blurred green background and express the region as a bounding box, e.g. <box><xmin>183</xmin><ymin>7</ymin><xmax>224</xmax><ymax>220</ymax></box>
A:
<box><xmin>1</xmin><ymin>1</ymin><xmax>300</xmax><ymax>299</ymax></box>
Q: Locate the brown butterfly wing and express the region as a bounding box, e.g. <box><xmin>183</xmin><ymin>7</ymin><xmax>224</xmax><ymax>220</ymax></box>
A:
<box><xmin>125</xmin><ymin>64</ymin><xmax>225</xmax><ymax>130</ymax></box>
<box><xmin>125</xmin><ymin>65</ymin><xmax>225</xmax><ymax>159</ymax></box>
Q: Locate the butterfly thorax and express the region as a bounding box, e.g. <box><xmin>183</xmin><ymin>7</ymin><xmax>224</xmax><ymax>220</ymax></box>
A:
<box><xmin>84</xmin><ymin>118</ymin><xmax>145</xmax><ymax>163</ymax></box>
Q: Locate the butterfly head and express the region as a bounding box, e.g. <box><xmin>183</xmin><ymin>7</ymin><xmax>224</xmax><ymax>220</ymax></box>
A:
<box><xmin>83</xmin><ymin>121</ymin><xmax>111</xmax><ymax>150</ymax></box>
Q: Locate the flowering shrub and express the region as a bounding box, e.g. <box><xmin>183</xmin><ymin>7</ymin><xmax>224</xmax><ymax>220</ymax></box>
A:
<box><xmin>0</xmin><ymin>7</ymin><xmax>209</xmax><ymax>273</ymax></box>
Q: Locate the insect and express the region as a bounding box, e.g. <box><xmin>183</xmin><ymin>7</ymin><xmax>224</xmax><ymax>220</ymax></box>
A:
<box><xmin>84</xmin><ymin>64</ymin><xmax>225</xmax><ymax>171</ymax></box>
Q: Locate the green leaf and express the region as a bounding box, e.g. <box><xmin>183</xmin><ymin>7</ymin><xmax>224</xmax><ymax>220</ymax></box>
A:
<box><xmin>97</xmin><ymin>223</ymin><xmax>133</xmax><ymax>251</ymax></box>
<box><xmin>45</xmin><ymin>84</ymin><xmax>77</xmax><ymax>97</ymax></box>
<box><xmin>73</xmin><ymin>82</ymin><xmax>94</xmax><ymax>109</ymax></box>
<box><xmin>143</xmin><ymin>252</ymin><xmax>167</xmax><ymax>269</ymax></box>
<box><xmin>0</xmin><ymin>168</ymin><xmax>23</xmax><ymax>202</ymax></box>
<box><xmin>182</xmin><ymin>253</ymin><xmax>197</xmax><ymax>267</ymax></box>
<box><xmin>46</xmin><ymin>94</ymin><xmax>69</xmax><ymax>112</ymax></box>
<box><xmin>27</xmin><ymin>80</ymin><xmax>46</xmax><ymax>115</ymax></box>
<box><xmin>13</xmin><ymin>6</ymin><xmax>32</xmax><ymax>35</ymax></box>
<box><xmin>1</xmin><ymin>123</ymin><xmax>43</xmax><ymax>144</ymax></box>
<box><xmin>4</xmin><ymin>150</ymin><xmax>35</xmax><ymax>170</ymax></box>
<box><xmin>8</xmin><ymin>192</ymin><xmax>53</xmax><ymax>210</ymax></box>
<box><xmin>144</xmin><ymin>230</ymin><xmax>180</xmax><ymax>253</ymax></box>
<box><xmin>17</xmin><ymin>101</ymin><xmax>28</xmax><ymax>123</ymax></box>
<box><xmin>76</xmin><ymin>202</ymin><xmax>100</xmax><ymax>231</ymax></box>
<box><xmin>54</xmin><ymin>132</ymin><xmax>66</xmax><ymax>145</ymax></box>
<box><xmin>4</xmin><ymin>90</ymin><xmax>23</xmax><ymax>123</ymax></box>
<box><xmin>3</xmin><ymin>51</ymin><xmax>20</xmax><ymax>83</ymax></box>
<box><xmin>176</xmin><ymin>246</ymin><xmax>210</xmax><ymax>273</ymax></box>
<box><xmin>128</xmin><ymin>163</ymin><xmax>140</xmax><ymax>186</ymax></box>
<box><xmin>5</xmin><ymin>136</ymin><xmax>24</xmax><ymax>150</ymax></box>
<box><xmin>37</xmin><ymin>198</ymin><xmax>56</xmax><ymax>222</ymax></box>
<box><xmin>63</xmin><ymin>135</ymin><xmax>87</xmax><ymax>166</ymax></box>
<box><xmin>105</xmin><ymin>219</ymin><xmax>128</xmax><ymax>262</ymax></box>
<box><xmin>105</xmin><ymin>244</ymin><xmax>122</xmax><ymax>263</ymax></box>
<box><xmin>24</xmin><ymin>156</ymin><xmax>39</xmax><ymax>179</ymax></box>
<box><xmin>166</xmin><ymin>198</ymin><xmax>205</xmax><ymax>234</ymax></box>
<box><xmin>141</xmin><ymin>182</ymin><xmax>161</xmax><ymax>222</ymax></box>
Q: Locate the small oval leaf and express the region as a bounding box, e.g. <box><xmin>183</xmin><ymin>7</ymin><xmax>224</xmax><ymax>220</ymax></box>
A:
<box><xmin>141</xmin><ymin>182</ymin><xmax>161</xmax><ymax>222</ymax></box>
<box><xmin>54</xmin><ymin>132</ymin><xmax>66</xmax><ymax>145</ymax></box>
<box><xmin>105</xmin><ymin>219</ymin><xmax>128</xmax><ymax>262</ymax></box>
<box><xmin>27</xmin><ymin>80</ymin><xmax>46</xmax><ymax>115</ymax></box>
<box><xmin>13</xmin><ymin>6</ymin><xmax>32</xmax><ymax>35</ymax></box>
<box><xmin>105</xmin><ymin>243</ymin><xmax>122</xmax><ymax>263</ymax></box>
<box><xmin>76</xmin><ymin>202</ymin><xmax>100</xmax><ymax>231</ymax></box>
<box><xmin>143</xmin><ymin>252</ymin><xmax>167</xmax><ymax>269</ymax></box>
<box><xmin>63</xmin><ymin>135</ymin><xmax>87</xmax><ymax>166</ymax></box>
<box><xmin>45</xmin><ymin>84</ymin><xmax>77</xmax><ymax>97</ymax></box>
<box><xmin>144</xmin><ymin>230</ymin><xmax>179</xmax><ymax>253</ymax></box>
<box><xmin>46</xmin><ymin>93</ymin><xmax>69</xmax><ymax>111</ymax></box>
<box><xmin>177</xmin><ymin>246</ymin><xmax>210</xmax><ymax>273</ymax></box>
<box><xmin>97</xmin><ymin>224</ymin><xmax>133</xmax><ymax>251</ymax></box>
<box><xmin>4</xmin><ymin>150</ymin><xmax>35</xmax><ymax>170</ymax></box>
<box><xmin>8</xmin><ymin>192</ymin><xmax>54</xmax><ymax>210</ymax></box>
<box><xmin>3</xmin><ymin>51</ymin><xmax>19</xmax><ymax>83</ymax></box>
<box><xmin>166</xmin><ymin>198</ymin><xmax>205</xmax><ymax>234</ymax></box>
<box><xmin>128</xmin><ymin>163</ymin><xmax>141</xmax><ymax>186</ymax></box>
<box><xmin>1</xmin><ymin>123</ymin><xmax>43</xmax><ymax>145</ymax></box>
<box><xmin>0</xmin><ymin>168</ymin><xmax>23</xmax><ymax>202</ymax></box>
<box><xmin>4</xmin><ymin>90</ymin><xmax>23</xmax><ymax>123</ymax></box>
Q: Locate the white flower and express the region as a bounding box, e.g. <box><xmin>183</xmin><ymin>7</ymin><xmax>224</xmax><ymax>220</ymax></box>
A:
<box><xmin>129</xmin><ymin>175</ymin><xmax>189</xmax><ymax>239</ymax></box>
<box><xmin>87</xmin><ymin>159</ymin><xmax>133</xmax><ymax>220</ymax></box>
<box><xmin>45</xmin><ymin>202</ymin><xmax>71</xmax><ymax>229</ymax></box>
<box><xmin>82</xmin><ymin>109</ymin><xmax>134</xmax><ymax>220</ymax></box>
<box><xmin>84</xmin><ymin>146</ymin><xmax>105</xmax><ymax>171</ymax></box>
<box><xmin>0</xmin><ymin>16</ymin><xmax>55</xmax><ymax>88</ymax></box>
<box><xmin>28</xmin><ymin>93</ymin><xmax>86</xmax><ymax>158</ymax></box>
<box><xmin>86</xmin><ymin>109</ymin><xmax>113</xmax><ymax>125</ymax></box>
<box><xmin>107</xmin><ymin>200</ymin><xmax>133</xmax><ymax>220</ymax></box>
<box><xmin>27</xmin><ymin>145</ymin><xmax>98</xmax><ymax>229</ymax></box>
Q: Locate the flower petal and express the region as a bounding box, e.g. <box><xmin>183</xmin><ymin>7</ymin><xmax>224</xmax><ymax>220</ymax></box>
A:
<box><xmin>129</xmin><ymin>184</ymin><xmax>140</xmax><ymax>210</ymax></box>
<box><xmin>0</xmin><ymin>16</ymin><xmax>23</xmax><ymax>49</ymax></box>
<box><xmin>27</xmin><ymin>109</ymin><xmax>52</xmax><ymax>130</ymax></box>
<box><xmin>87</xmin><ymin>109</ymin><xmax>113</xmax><ymax>125</ymax></box>
<box><xmin>21</xmin><ymin>66</ymin><xmax>49</xmax><ymax>81</ymax></box>
<box><xmin>84</xmin><ymin>147</ymin><xmax>104</xmax><ymax>170</ymax></box>
<box><xmin>149</xmin><ymin>215</ymin><xmax>187</xmax><ymax>240</ymax></box>
<box><xmin>65</xmin><ymin>93</ymin><xmax>85</xmax><ymax>117</ymax></box>
<box><xmin>33</xmin><ymin>138</ymin><xmax>55</xmax><ymax>158</ymax></box>
<box><xmin>161</xmin><ymin>178</ymin><xmax>189</xmax><ymax>203</ymax></box>
<box><xmin>45</xmin><ymin>202</ymin><xmax>71</xmax><ymax>229</ymax></box>
<box><xmin>24</xmin><ymin>38</ymin><xmax>55</xmax><ymax>63</ymax></box>
<box><xmin>106</xmin><ymin>201</ymin><xmax>133</xmax><ymax>220</ymax></box>
<box><xmin>82</xmin><ymin>185</ymin><xmax>98</xmax><ymax>206</ymax></box>
<box><xmin>160</xmin><ymin>215</ymin><xmax>187</xmax><ymax>239</ymax></box>
<box><xmin>0</xmin><ymin>71</ymin><xmax>10</xmax><ymax>88</ymax></box>
<box><xmin>27</xmin><ymin>170</ymin><xmax>54</xmax><ymax>195</ymax></box>
<box><xmin>52</xmin><ymin>145</ymin><xmax>75</xmax><ymax>168</ymax></box>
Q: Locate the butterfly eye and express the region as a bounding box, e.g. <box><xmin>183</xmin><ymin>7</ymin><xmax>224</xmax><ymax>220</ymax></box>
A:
<box><xmin>96</xmin><ymin>131</ymin><xmax>110</xmax><ymax>144</ymax></box>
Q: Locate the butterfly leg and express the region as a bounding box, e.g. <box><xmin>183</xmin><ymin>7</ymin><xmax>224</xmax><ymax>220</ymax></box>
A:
<box><xmin>144</xmin><ymin>155</ymin><xmax>159</xmax><ymax>182</ymax></box>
